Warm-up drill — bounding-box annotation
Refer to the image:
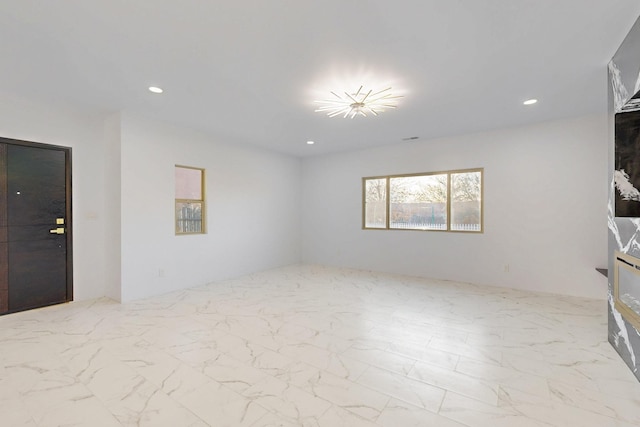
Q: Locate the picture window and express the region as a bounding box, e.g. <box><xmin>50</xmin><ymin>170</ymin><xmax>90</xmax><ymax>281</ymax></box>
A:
<box><xmin>363</xmin><ymin>168</ymin><xmax>483</xmax><ymax>232</ymax></box>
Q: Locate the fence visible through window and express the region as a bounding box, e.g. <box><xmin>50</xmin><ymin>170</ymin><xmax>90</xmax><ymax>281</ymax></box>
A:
<box><xmin>176</xmin><ymin>202</ymin><xmax>202</xmax><ymax>233</ymax></box>
<box><xmin>175</xmin><ymin>165</ymin><xmax>205</xmax><ymax>234</ymax></box>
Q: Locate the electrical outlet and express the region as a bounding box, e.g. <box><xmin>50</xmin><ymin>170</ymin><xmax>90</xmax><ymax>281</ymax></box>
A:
<box><xmin>158</xmin><ymin>268</ymin><xmax>165</xmax><ymax>278</ymax></box>
<box><xmin>504</xmin><ymin>264</ymin><xmax>510</xmax><ymax>273</ymax></box>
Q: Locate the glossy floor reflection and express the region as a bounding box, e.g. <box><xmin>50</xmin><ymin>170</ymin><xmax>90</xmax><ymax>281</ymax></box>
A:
<box><xmin>1</xmin><ymin>265</ymin><xmax>639</xmax><ymax>426</ymax></box>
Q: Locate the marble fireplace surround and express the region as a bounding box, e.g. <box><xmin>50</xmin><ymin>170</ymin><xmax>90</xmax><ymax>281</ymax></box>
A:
<box><xmin>608</xmin><ymin>16</ymin><xmax>640</xmax><ymax>383</ymax></box>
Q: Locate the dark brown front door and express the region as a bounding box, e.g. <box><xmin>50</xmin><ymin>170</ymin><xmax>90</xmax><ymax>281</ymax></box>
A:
<box><xmin>0</xmin><ymin>138</ymin><xmax>72</xmax><ymax>314</ymax></box>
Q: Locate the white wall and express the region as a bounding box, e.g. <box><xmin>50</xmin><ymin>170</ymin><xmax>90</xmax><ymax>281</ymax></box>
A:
<box><xmin>0</xmin><ymin>96</ymin><xmax>302</xmax><ymax>304</ymax></box>
<box><xmin>0</xmin><ymin>93</ymin><xmax>608</xmax><ymax>303</ymax></box>
<box><xmin>0</xmin><ymin>92</ymin><xmax>109</xmax><ymax>301</ymax></box>
<box><xmin>103</xmin><ymin>113</ymin><xmax>122</xmax><ymax>301</ymax></box>
<box><xmin>118</xmin><ymin>114</ymin><xmax>302</xmax><ymax>302</ymax></box>
<box><xmin>301</xmin><ymin>114</ymin><xmax>609</xmax><ymax>299</ymax></box>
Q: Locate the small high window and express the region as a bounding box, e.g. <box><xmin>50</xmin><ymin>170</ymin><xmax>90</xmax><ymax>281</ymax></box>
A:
<box><xmin>175</xmin><ymin>165</ymin><xmax>205</xmax><ymax>234</ymax></box>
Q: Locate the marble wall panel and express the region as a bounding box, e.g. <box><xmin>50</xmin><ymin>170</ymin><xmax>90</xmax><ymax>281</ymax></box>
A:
<box><xmin>609</xmin><ymin>16</ymin><xmax>640</xmax><ymax>382</ymax></box>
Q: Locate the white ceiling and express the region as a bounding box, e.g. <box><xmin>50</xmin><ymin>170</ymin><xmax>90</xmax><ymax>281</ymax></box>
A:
<box><xmin>1</xmin><ymin>1</ymin><xmax>640</xmax><ymax>157</ymax></box>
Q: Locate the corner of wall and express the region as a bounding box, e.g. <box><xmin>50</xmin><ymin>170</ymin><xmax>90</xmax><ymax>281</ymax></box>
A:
<box><xmin>103</xmin><ymin>113</ymin><xmax>122</xmax><ymax>302</ymax></box>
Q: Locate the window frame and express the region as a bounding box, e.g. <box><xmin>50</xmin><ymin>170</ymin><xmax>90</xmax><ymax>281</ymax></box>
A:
<box><xmin>175</xmin><ymin>165</ymin><xmax>206</xmax><ymax>235</ymax></box>
<box><xmin>362</xmin><ymin>168</ymin><xmax>483</xmax><ymax>233</ymax></box>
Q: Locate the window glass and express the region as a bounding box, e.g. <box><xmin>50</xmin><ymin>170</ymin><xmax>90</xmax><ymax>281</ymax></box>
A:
<box><xmin>390</xmin><ymin>174</ymin><xmax>447</xmax><ymax>230</ymax></box>
<box><xmin>176</xmin><ymin>201</ymin><xmax>203</xmax><ymax>233</ymax></box>
<box><xmin>363</xmin><ymin>168</ymin><xmax>482</xmax><ymax>233</ymax></box>
<box><xmin>364</xmin><ymin>178</ymin><xmax>387</xmax><ymax>228</ymax></box>
<box><xmin>175</xmin><ymin>167</ymin><xmax>202</xmax><ymax>200</ymax></box>
<box><xmin>175</xmin><ymin>166</ymin><xmax>205</xmax><ymax>234</ymax></box>
<box><xmin>451</xmin><ymin>171</ymin><xmax>482</xmax><ymax>232</ymax></box>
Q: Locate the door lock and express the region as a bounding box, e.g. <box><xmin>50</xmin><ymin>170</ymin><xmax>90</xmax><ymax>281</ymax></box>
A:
<box><xmin>49</xmin><ymin>227</ymin><xmax>65</xmax><ymax>235</ymax></box>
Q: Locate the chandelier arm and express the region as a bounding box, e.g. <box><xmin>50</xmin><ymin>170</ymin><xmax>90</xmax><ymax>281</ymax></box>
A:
<box><xmin>370</xmin><ymin>87</ymin><xmax>392</xmax><ymax>97</ymax></box>
<box><xmin>315</xmin><ymin>100</ymin><xmax>350</xmax><ymax>106</ymax></box>
<box><xmin>316</xmin><ymin>108</ymin><xmax>342</xmax><ymax>113</ymax></box>
<box><xmin>360</xmin><ymin>89</ymin><xmax>373</xmax><ymax>103</ymax></box>
<box><xmin>344</xmin><ymin>92</ymin><xmax>360</xmax><ymax>103</ymax></box>
<box><xmin>329</xmin><ymin>108</ymin><xmax>348</xmax><ymax>117</ymax></box>
<box><xmin>367</xmin><ymin>93</ymin><xmax>402</xmax><ymax>103</ymax></box>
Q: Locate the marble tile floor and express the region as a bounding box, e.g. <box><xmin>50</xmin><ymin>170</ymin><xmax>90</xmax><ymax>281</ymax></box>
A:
<box><xmin>1</xmin><ymin>264</ymin><xmax>639</xmax><ymax>427</ymax></box>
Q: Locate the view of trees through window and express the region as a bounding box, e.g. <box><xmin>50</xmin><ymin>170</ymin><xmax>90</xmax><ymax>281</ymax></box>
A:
<box><xmin>364</xmin><ymin>178</ymin><xmax>387</xmax><ymax>228</ymax></box>
<box><xmin>390</xmin><ymin>174</ymin><xmax>448</xmax><ymax>230</ymax></box>
<box><xmin>363</xmin><ymin>169</ymin><xmax>482</xmax><ymax>232</ymax></box>
<box><xmin>451</xmin><ymin>171</ymin><xmax>482</xmax><ymax>231</ymax></box>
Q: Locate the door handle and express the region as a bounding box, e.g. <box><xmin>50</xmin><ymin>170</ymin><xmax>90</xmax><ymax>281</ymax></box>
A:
<box><xmin>49</xmin><ymin>227</ymin><xmax>65</xmax><ymax>235</ymax></box>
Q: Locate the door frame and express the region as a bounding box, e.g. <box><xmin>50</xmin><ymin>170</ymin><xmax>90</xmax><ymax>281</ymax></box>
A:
<box><xmin>0</xmin><ymin>136</ymin><xmax>73</xmax><ymax>313</ymax></box>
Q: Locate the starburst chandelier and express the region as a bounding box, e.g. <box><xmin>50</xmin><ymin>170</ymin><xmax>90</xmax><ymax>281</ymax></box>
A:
<box><xmin>314</xmin><ymin>86</ymin><xmax>402</xmax><ymax>118</ymax></box>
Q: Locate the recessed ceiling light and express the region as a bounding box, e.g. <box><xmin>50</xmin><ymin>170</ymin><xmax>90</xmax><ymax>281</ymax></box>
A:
<box><xmin>306</xmin><ymin>140</ymin><xmax>315</xmax><ymax>145</ymax></box>
<box><xmin>148</xmin><ymin>86</ymin><xmax>163</xmax><ymax>94</ymax></box>
<box><xmin>523</xmin><ymin>98</ymin><xmax>538</xmax><ymax>105</ymax></box>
